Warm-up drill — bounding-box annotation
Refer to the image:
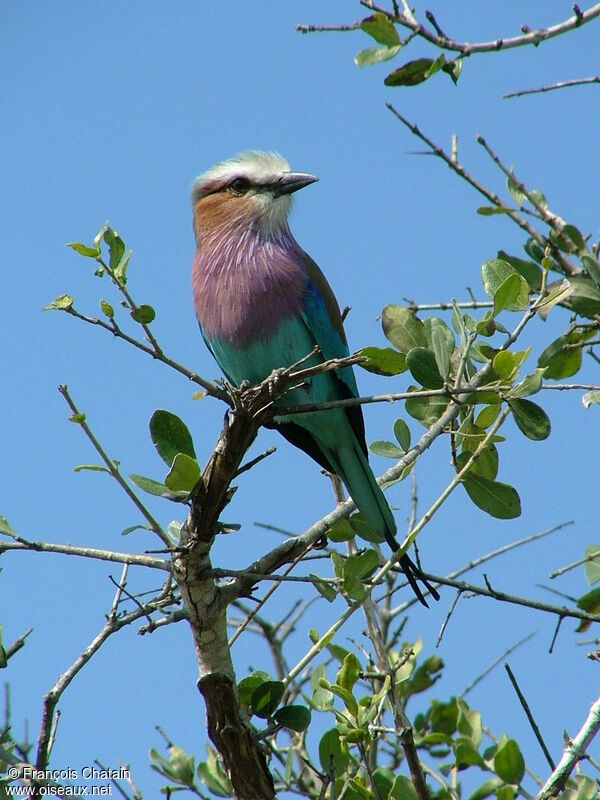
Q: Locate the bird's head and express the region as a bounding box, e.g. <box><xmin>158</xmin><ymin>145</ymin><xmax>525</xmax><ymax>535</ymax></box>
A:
<box><xmin>191</xmin><ymin>151</ymin><xmax>318</xmax><ymax>246</ymax></box>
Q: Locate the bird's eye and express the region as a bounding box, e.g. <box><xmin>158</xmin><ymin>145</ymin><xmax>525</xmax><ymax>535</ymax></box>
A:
<box><xmin>230</xmin><ymin>178</ymin><xmax>250</xmax><ymax>194</ymax></box>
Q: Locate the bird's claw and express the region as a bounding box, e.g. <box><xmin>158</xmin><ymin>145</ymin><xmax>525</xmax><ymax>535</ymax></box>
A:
<box><xmin>267</xmin><ymin>367</ymin><xmax>287</xmax><ymax>397</ymax></box>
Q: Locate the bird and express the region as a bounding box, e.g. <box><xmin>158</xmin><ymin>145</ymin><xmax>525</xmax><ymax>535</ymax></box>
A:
<box><xmin>191</xmin><ymin>151</ymin><xmax>438</xmax><ymax>606</ymax></box>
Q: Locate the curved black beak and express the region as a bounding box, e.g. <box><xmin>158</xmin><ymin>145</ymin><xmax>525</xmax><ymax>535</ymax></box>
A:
<box><xmin>272</xmin><ymin>171</ymin><xmax>318</xmax><ymax>197</ymax></box>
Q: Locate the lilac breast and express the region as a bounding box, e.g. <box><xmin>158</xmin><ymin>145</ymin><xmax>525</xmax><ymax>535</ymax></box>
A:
<box><xmin>192</xmin><ymin>230</ymin><xmax>308</xmax><ymax>348</ymax></box>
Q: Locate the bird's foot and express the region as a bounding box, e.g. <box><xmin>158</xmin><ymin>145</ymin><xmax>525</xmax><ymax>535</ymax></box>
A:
<box><xmin>267</xmin><ymin>367</ymin><xmax>287</xmax><ymax>397</ymax></box>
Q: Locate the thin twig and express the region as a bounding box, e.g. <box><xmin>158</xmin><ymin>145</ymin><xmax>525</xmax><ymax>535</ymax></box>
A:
<box><xmin>386</xmin><ymin>105</ymin><xmax>580</xmax><ymax>276</ymax></box>
<box><xmin>550</xmin><ymin>548</ymin><xmax>600</xmax><ymax>579</ymax></box>
<box><xmin>505</xmin><ymin>75</ymin><xmax>600</xmax><ymax>99</ymax></box>
<box><xmin>360</xmin><ymin>2</ymin><xmax>600</xmax><ymax>54</ymax></box>
<box><xmin>436</xmin><ymin>590</ymin><xmax>462</xmax><ymax>646</ymax></box>
<box><xmin>58</xmin><ymin>384</ymin><xmax>170</xmax><ymax>547</ymax></box>
<box><xmin>0</xmin><ymin>539</ymin><xmax>169</xmax><ymax>570</ymax></box>
<box><xmin>460</xmin><ymin>632</ymin><xmax>536</xmax><ymax>698</ymax></box>
<box><xmin>4</xmin><ymin>628</ymin><xmax>34</xmax><ymax>661</ymax></box>
<box><xmin>64</xmin><ymin>306</ymin><xmax>227</xmax><ymax>401</ymax></box>
<box><xmin>421</xmin><ymin>573</ymin><xmax>600</xmax><ymax>626</ymax></box>
<box><xmin>505</xmin><ymin>663</ymin><xmax>555</xmax><ymax>770</ymax></box>
<box><xmin>35</xmin><ymin>582</ymin><xmax>174</xmax><ymax>770</ymax></box>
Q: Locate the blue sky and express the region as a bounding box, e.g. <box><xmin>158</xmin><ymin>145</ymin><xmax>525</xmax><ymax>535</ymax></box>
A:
<box><xmin>2</xmin><ymin>2</ymin><xmax>600</xmax><ymax>795</ymax></box>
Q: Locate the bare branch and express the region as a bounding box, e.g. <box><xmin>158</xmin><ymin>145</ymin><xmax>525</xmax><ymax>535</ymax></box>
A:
<box><xmin>36</xmin><ymin>582</ymin><xmax>175</xmax><ymax>770</ymax></box>
<box><xmin>59</xmin><ymin>385</ymin><xmax>170</xmax><ymax>547</ymax></box>
<box><xmin>460</xmin><ymin>632</ymin><xmax>536</xmax><ymax>698</ymax></box>
<box><xmin>505</xmin><ymin>75</ymin><xmax>600</xmax><ymax>99</ymax></box>
<box><xmin>505</xmin><ymin>663</ymin><xmax>555</xmax><ymax>770</ymax></box>
<box><xmin>63</xmin><ymin>306</ymin><xmax>227</xmax><ymax>402</ymax></box>
<box><xmin>362</xmin><ymin>2</ymin><xmax>600</xmax><ymax>54</ymax></box>
<box><xmin>423</xmin><ymin>572</ymin><xmax>600</xmax><ymax>626</ymax></box>
<box><xmin>0</xmin><ymin>538</ymin><xmax>169</xmax><ymax>571</ymax></box>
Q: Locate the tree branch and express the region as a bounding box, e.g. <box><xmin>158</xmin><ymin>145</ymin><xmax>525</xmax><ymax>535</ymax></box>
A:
<box><xmin>537</xmin><ymin>693</ymin><xmax>600</xmax><ymax>799</ymax></box>
<box><xmin>504</xmin><ymin>75</ymin><xmax>600</xmax><ymax>99</ymax></box>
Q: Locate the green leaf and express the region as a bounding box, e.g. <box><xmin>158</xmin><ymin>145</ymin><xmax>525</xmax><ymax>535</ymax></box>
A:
<box><xmin>68</xmin><ymin>412</ymin><xmax>86</xmax><ymax>423</ymax></box>
<box><xmin>251</xmin><ymin>680</ymin><xmax>285</xmax><ymax>718</ymax></box>
<box><xmin>493</xmin><ymin>738</ymin><xmax>524</xmax><ymax>784</ymax></box>
<box><xmin>337</xmin><ymin>653</ymin><xmax>361</xmax><ymax>692</ymax></box>
<box><xmin>458</xmin><ymin>444</ymin><xmax>498</xmax><ymax>481</ymax></box>
<box><xmin>238</xmin><ymin>671</ymin><xmax>271</xmax><ymax>707</ymax></box>
<box><xmin>583</xmin><ymin>546</ymin><xmax>600</xmax><ymax>585</ymax></box>
<box><xmin>576</xmin><ymin>587</ymin><xmax>600</xmax><ymax>632</ymax></box>
<box><xmin>405</xmin><ymin>389</ymin><xmax>449</xmax><ymax>427</ymax></box>
<box><xmin>360</xmin><ymin>12</ymin><xmax>400</xmax><ymax>46</ymax></box>
<box><xmin>67</xmin><ymin>241</ymin><xmax>100</xmax><ymax>257</ymax></box>
<box><xmin>44</xmin><ymin>293</ymin><xmax>74</xmax><ymax>311</ymax></box>
<box><xmin>508</xmin><ymin>398</ymin><xmax>551</xmax><ymax>440</ymax></box>
<box><xmin>455</xmin><ymin>737</ymin><xmax>485</xmax><ymax>768</ymax></box>
<box><xmin>310</xmin><ymin>573</ymin><xmax>338</xmax><ymax>602</ymax></box>
<box><xmin>150</xmin><ymin>409</ymin><xmax>196</xmax><ymax>466</ymax></box>
<box><xmin>121</xmin><ymin>523</ymin><xmax>153</xmax><ymax>536</ymax></box>
<box><xmin>393</xmin><ymin>418</ymin><xmax>411</xmax><ymax>451</ymax></box>
<box><xmin>430</xmin><ymin>699</ymin><xmax>459</xmax><ymax>736</ymax></box>
<box><xmin>563</xmin><ymin>275</ymin><xmax>600</xmax><ymax>316</ymax></box>
<box><xmin>130</xmin><ymin>304</ymin><xmax>156</xmax><ymax>324</ymax></box>
<box><xmin>577</xmin><ymin>587</ymin><xmax>600</xmax><ymax>614</ymax></box>
<box><xmin>401</xmin><ymin>655</ymin><xmax>444</xmax><ymax>698</ymax></box>
<box><xmin>493</xmin><ymin>273</ymin><xmax>529</xmax><ymax>315</ymax></box>
<box><xmin>165</xmin><ymin>453</ymin><xmax>200</xmax><ymax>492</ymax></box>
<box><xmin>391</xmin><ymin>775</ymin><xmax>418</xmax><ymax>800</ymax></box>
<box><xmin>497</xmin><ymin>251</ymin><xmax>543</xmax><ymax>291</ymax></box>
<box><xmin>425</xmin><ymin>317</ymin><xmax>455</xmax><ymax>379</ymax></box>
<box><xmin>381</xmin><ymin>305</ymin><xmax>427</xmax><ymax>354</ymax></box>
<box><xmin>442</xmin><ymin>57</ymin><xmax>463</xmax><ymax>84</ymax></box>
<box><xmin>358</xmin><ymin>346</ymin><xmax>406</xmax><ymax>375</ymax></box>
<box><xmin>466</xmin><ymin>777</ymin><xmax>504</xmax><ymax>800</ymax></box>
<box><xmin>385</xmin><ymin>56</ymin><xmax>445</xmax><ymax>86</ymax></box>
<box><xmin>523</xmin><ymin>238</ymin><xmax>545</xmax><ymax>264</ymax></box>
<box><xmin>457</xmin><ymin>700</ymin><xmax>482</xmax><ymax>746</ymax></box>
<box><xmin>73</xmin><ymin>464</ymin><xmax>110</xmax><ymax>473</ymax></box>
<box><xmin>562</xmin><ymin>223</ymin><xmax>586</xmax><ymax>251</ymax></box>
<box><xmin>343</xmin><ymin>550</ymin><xmax>379</xmax><ymax>601</ymax></box>
<box><xmin>508</xmin><ymin>369</ymin><xmax>544</xmax><ymax>398</ymax></box>
<box><xmin>462</xmin><ymin>474</ymin><xmax>521</xmax><ymax>519</ymax></box>
<box><xmin>581</xmin><ymin>253</ymin><xmax>600</xmax><ymax>287</ymax></box>
<box><xmin>369</xmin><ymin>440</ymin><xmax>404</xmax><ymax>459</ymax></box>
<box><xmin>474</xmin><ymin>405</ymin><xmax>500</xmax><ymax>429</ymax></box>
<box><xmin>570</xmin><ymin>775</ymin><xmax>600</xmax><ymax>800</ymax></box>
<box><xmin>319</xmin><ymin>728</ymin><xmax>350</xmax><ymax>774</ymax></box>
<box><xmin>482</xmin><ymin>259</ymin><xmax>516</xmax><ymax>301</ymax></box>
<box><xmin>406</xmin><ymin>347</ymin><xmax>444</xmax><ymax>389</ymax></box>
<box><xmin>506</xmin><ymin>173</ymin><xmax>526</xmax><ymax>206</ymax></box>
<box><xmin>129</xmin><ymin>473</ymin><xmax>188</xmax><ymax>501</ymax></box>
<box><xmin>113</xmin><ymin>250</ymin><xmax>131</xmax><ymax>286</ymax></box>
<box><xmin>99</xmin><ymin>299</ymin><xmax>114</xmax><ymax>318</ymax></box>
<box><xmin>273</xmin><ymin>704</ymin><xmax>311</xmax><ymax>732</ymax></box>
<box><xmin>492</xmin><ymin>351</ymin><xmax>520</xmax><ymax>381</ymax></box>
<box><xmin>538</xmin><ymin>331</ymin><xmax>584</xmax><ymax>379</ymax></box>
<box><xmin>355</xmin><ymin>45</ymin><xmax>402</xmax><ymax>67</ymax></box>
<box><xmin>166</xmin><ymin>745</ymin><xmax>195</xmax><ymax>787</ymax></box>
<box><xmin>327</xmin><ymin>519</ymin><xmax>355</xmax><ymax>544</ymax></box>
<box><xmin>583</xmin><ymin>390</ymin><xmax>600</xmax><ymax>409</ymax></box>
<box><xmin>344</xmin><ymin>550</ymin><xmax>379</xmax><ymax>581</ymax></box>
<box><xmin>350</xmin><ymin>513</ymin><xmax>386</xmax><ymax>544</ymax></box>
<box><xmin>103</xmin><ymin>226</ymin><xmax>126</xmax><ymax>271</ymax></box>
<box><xmin>196</xmin><ymin>745</ymin><xmax>232</xmax><ymax>797</ymax></box>
<box><xmin>0</xmin><ymin>515</ymin><xmax>17</xmax><ymax>536</ymax></box>
<box><xmin>477</xmin><ymin>206</ymin><xmax>512</xmax><ymax>216</ymax></box>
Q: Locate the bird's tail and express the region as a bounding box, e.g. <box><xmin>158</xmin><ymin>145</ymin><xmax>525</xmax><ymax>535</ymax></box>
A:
<box><xmin>330</xmin><ymin>443</ymin><xmax>439</xmax><ymax>607</ymax></box>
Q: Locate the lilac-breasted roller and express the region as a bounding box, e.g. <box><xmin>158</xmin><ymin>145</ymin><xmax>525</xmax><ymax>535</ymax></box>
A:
<box><xmin>191</xmin><ymin>151</ymin><xmax>438</xmax><ymax>606</ymax></box>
